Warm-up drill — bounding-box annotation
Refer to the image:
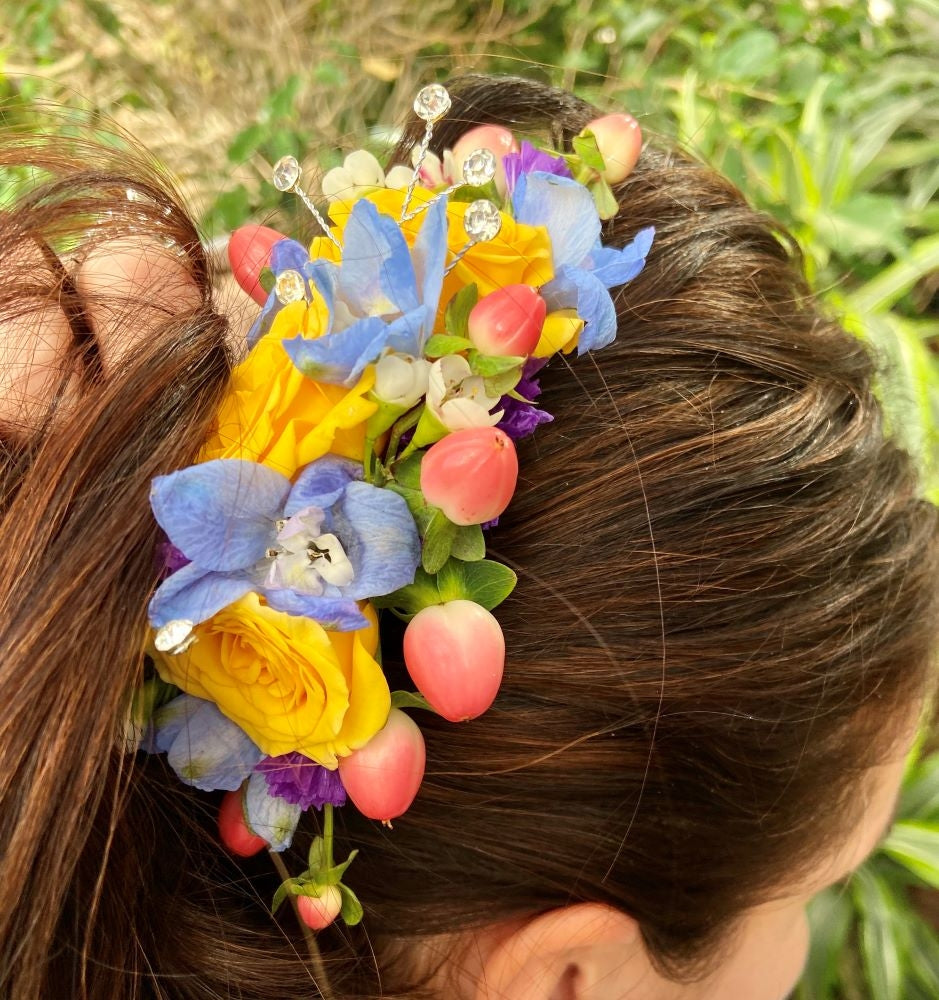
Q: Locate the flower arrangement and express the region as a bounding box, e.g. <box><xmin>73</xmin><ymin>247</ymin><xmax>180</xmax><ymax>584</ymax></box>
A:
<box><xmin>137</xmin><ymin>83</ymin><xmax>653</xmax><ymax>929</ymax></box>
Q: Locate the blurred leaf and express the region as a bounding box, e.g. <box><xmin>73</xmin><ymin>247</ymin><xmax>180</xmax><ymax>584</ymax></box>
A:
<box><xmin>882</xmin><ymin>822</ymin><xmax>939</xmax><ymax>888</ymax></box>
<box><xmin>850</xmin><ymin>234</ymin><xmax>939</xmax><ymax>314</ymax></box>
<box><xmin>900</xmin><ymin>753</ymin><xmax>939</xmax><ymax>822</ymax></box>
<box><xmin>796</xmin><ymin>886</ymin><xmax>855</xmax><ymax>999</ymax></box>
<box><xmin>714</xmin><ymin>29</ymin><xmax>780</xmax><ymax>80</ymax></box>
<box><xmin>852</xmin><ymin>865</ymin><xmax>906</xmax><ymax>1000</ymax></box>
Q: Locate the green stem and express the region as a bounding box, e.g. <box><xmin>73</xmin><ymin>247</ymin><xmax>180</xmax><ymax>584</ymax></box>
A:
<box><xmin>323</xmin><ymin>803</ymin><xmax>335</xmax><ymax>869</ymax></box>
<box><xmin>385</xmin><ymin>408</ymin><xmax>422</xmax><ymax>465</ymax></box>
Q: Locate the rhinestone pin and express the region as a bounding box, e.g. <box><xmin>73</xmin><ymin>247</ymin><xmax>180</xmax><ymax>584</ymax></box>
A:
<box><xmin>272</xmin><ymin>155</ymin><xmax>302</xmax><ymax>192</ymax></box>
<box><xmin>461</xmin><ymin>148</ymin><xmax>497</xmax><ymax>187</ymax></box>
<box><xmin>275</xmin><ymin>269</ymin><xmax>307</xmax><ymax>304</ymax></box>
<box><xmin>463</xmin><ymin>199</ymin><xmax>502</xmax><ymax>242</ymax></box>
<box><xmin>414</xmin><ymin>84</ymin><xmax>451</xmax><ymax>122</ymax></box>
<box><xmin>154</xmin><ymin>619</ymin><xmax>196</xmax><ymax>655</ymax></box>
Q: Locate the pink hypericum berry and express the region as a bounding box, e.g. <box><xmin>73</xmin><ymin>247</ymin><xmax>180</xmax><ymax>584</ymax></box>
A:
<box><xmin>421</xmin><ymin>427</ymin><xmax>518</xmax><ymax>526</ymax></box>
<box><xmin>218</xmin><ymin>788</ymin><xmax>268</xmax><ymax>857</ymax></box>
<box><xmin>467</xmin><ymin>285</ymin><xmax>546</xmax><ymax>357</ymax></box>
<box><xmin>585</xmin><ymin>113</ymin><xmax>642</xmax><ymax>184</ymax></box>
<box><xmin>228</xmin><ymin>224</ymin><xmax>287</xmax><ymax>305</ymax></box>
<box><xmin>404</xmin><ymin>600</ymin><xmax>505</xmax><ymax>722</ymax></box>
<box><xmin>296</xmin><ymin>886</ymin><xmax>343</xmax><ymax>930</ymax></box>
<box><xmin>451</xmin><ymin>125</ymin><xmax>519</xmax><ymax>195</ymax></box>
<box><xmin>338</xmin><ymin>709</ymin><xmax>426</xmax><ymax>822</ymax></box>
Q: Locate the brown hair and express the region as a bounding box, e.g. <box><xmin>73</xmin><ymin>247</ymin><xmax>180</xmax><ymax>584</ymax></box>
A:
<box><xmin>1</xmin><ymin>76</ymin><xmax>936</xmax><ymax>999</ymax></box>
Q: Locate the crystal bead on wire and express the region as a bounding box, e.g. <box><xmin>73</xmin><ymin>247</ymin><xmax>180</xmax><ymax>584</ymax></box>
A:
<box><xmin>461</xmin><ymin>148</ymin><xmax>497</xmax><ymax>187</ymax></box>
<box><xmin>275</xmin><ymin>269</ymin><xmax>307</xmax><ymax>304</ymax></box>
<box><xmin>154</xmin><ymin>619</ymin><xmax>195</xmax><ymax>655</ymax></box>
<box><xmin>463</xmin><ymin>199</ymin><xmax>502</xmax><ymax>242</ymax></box>
<box><xmin>414</xmin><ymin>84</ymin><xmax>451</xmax><ymax>122</ymax></box>
<box><xmin>272</xmin><ymin>155</ymin><xmax>302</xmax><ymax>192</ymax></box>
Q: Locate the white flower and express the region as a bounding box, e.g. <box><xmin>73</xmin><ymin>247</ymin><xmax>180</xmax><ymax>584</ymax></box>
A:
<box><xmin>374</xmin><ymin>352</ymin><xmax>431</xmax><ymax>408</ymax></box>
<box><xmin>427</xmin><ymin>355</ymin><xmax>502</xmax><ymax>431</ymax></box>
<box><xmin>321</xmin><ymin>149</ymin><xmax>389</xmax><ymax>204</ymax></box>
<box><xmin>384</xmin><ymin>164</ymin><xmax>414</xmax><ymax>190</ymax></box>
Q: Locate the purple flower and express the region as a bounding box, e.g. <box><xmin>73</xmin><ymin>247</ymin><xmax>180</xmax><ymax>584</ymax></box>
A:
<box><xmin>503</xmin><ymin>141</ymin><xmax>572</xmax><ymax>195</ymax></box>
<box><xmin>256</xmin><ymin>752</ymin><xmax>348</xmax><ymax>810</ymax></box>
<box><xmin>497</xmin><ymin>358</ymin><xmax>553</xmax><ymax>441</ymax></box>
<box><xmin>156</xmin><ymin>541</ymin><xmax>190</xmax><ymax>577</ymax></box>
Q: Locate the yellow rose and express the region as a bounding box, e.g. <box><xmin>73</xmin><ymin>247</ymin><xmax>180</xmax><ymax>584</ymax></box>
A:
<box><xmin>321</xmin><ymin>187</ymin><xmax>555</xmax><ymax>332</ymax></box>
<box><xmin>152</xmin><ymin>594</ymin><xmax>390</xmax><ymax>766</ymax></box>
<box><xmin>200</xmin><ymin>328</ymin><xmax>377</xmax><ymax>479</ymax></box>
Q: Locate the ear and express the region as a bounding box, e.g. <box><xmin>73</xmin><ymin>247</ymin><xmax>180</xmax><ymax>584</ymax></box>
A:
<box><xmin>475</xmin><ymin>903</ymin><xmax>648</xmax><ymax>1000</ymax></box>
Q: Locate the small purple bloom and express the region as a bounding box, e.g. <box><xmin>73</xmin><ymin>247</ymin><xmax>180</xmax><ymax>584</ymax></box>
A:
<box><xmin>256</xmin><ymin>752</ymin><xmax>348</xmax><ymax>810</ymax></box>
<box><xmin>503</xmin><ymin>141</ymin><xmax>572</xmax><ymax>195</ymax></box>
<box><xmin>497</xmin><ymin>358</ymin><xmax>553</xmax><ymax>441</ymax></box>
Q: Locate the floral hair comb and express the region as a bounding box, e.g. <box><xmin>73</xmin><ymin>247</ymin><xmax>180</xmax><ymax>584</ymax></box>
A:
<box><xmin>135</xmin><ymin>83</ymin><xmax>653</xmax><ymax>930</ymax></box>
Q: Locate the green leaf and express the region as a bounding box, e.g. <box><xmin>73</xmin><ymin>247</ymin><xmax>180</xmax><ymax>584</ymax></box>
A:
<box><xmin>483</xmin><ymin>367</ymin><xmax>523</xmax><ymax>398</ymax></box>
<box><xmin>591</xmin><ymin>178</ymin><xmax>619</xmax><ymax>220</ymax></box>
<box><xmin>450</xmin><ymin>523</ymin><xmax>486</xmax><ymax>561</ymax></box>
<box><xmin>436</xmin><ymin>558</ymin><xmax>517</xmax><ymax>609</ymax></box>
<box><xmin>392</xmin><ymin>452</ymin><xmax>423</xmax><ymax>491</ymax></box>
<box><xmin>390</xmin><ymin>690</ymin><xmax>433</xmax><ymax>712</ymax></box>
<box><xmin>572</xmin><ymin>132</ymin><xmax>605</xmax><ymax>172</ymax></box>
<box><xmin>322</xmin><ymin>849</ymin><xmax>359</xmax><ymax>886</ymax></box>
<box><xmin>714</xmin><ymin>29</ymin><xmax>780</xmax><ymax>81</ymax></box>
<box><xmin>339</xmin><ymin>884</ymin><xmax>364</xmax><ymax>926</ymax></box>
<box><xmin>228</xmin><ymin>123</ymin><xmax>267</xmax><ymax>164</ymax></box>
<box><xmin>469</xmin><ymin>351</ymin><xmax>525</xmax><ymax>378</ymax></box>
<box><xmin>850</xmin><ymin>234</ymin><xmax>939</xmax><ymax>315</ymax></box>
<box><xmin>796</xmin><ymin>887</ymin><xmax>855</xmax><ymax>1000</ymax></box>
<box><xmin>422</xmin><ymin>509</ymin><xmax>457</xmax><ymax>574</ymax></box>
<box><xmin>307</xmin><ymin>835</ymin><xmax>326</xmax><ymax>873</ymax></box>
<box><xmin>444</xmin><ymin>283</ymin><xmax>479</xmax><ymax>338</ymax></box>
<box><xmin>258</xmin><ymin>266</ymin><xmax>275</xmax><ymax>295</ymax></box>
<box><xmin>882</xmin><ymin>821</ymin><xmax>939</xmax><ymax>888</ymax></box>
<box><xmin>425</xmin><ymin>333</ymin><xmax>473</xmax><ymax>357</ymax></box>
<box><xmin>852</xmin><ymin>865</ymin><xmax>905</xmax><ymax>1000</ymax></box>
<box><xmin>372</xmin><ymin>566</ymin><xmax>441</xmax><ymax>616</ymax></box>
<box><xmin>900</xmin><ymin>752</ymin><xmax>939</xmax><ymax>822</ymax></box>
<box><xmin>271</xmin><ymin>882</ymin><xmax>290</xmax><ymax>915</ymax></box>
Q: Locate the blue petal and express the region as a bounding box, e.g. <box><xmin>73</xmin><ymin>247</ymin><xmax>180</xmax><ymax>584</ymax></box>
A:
<box><xmin>283</xmin><ymin>315</ymin><xmax>389</xmax><ymax>386</ymax></box>
<box><xmin>303</xmin><ymin>259</ymin><xmax>338</xmax><ymax>335</ymax></box>
<box><xmin>286</xmin><ymin>456</ymin><xmax>361</xmax><ymax>516</ymax></box>
<box><xmin>263</xmin><ymin>589</ymin><xmax>369</xmax><ymax>630</ymax></box>
<box><xmin>585</xmin><ymin>226</ymin><xmax>655</xmax><ymax>288</ymax></box>
<box><xmin>165</xmin><ymin>699</ymin><xmax>263</xmax><ymax>792</ymax></box>
<box><xmin>333</xmin><ymin>481</ymin><xmax>421</xmax><ymax>600</ymax></box>
<box><xmin>149</xmin><ymin>564</ymin><xmax>252</xmax><ymax>628</ymax></box>
<box><xmin>152</xmin><ymin>693</ymin><xmax>204</xmax><ymax>753</ymax></box>
<box><xmin>244</xmin><ymin>772</ymin><xmax>302</xmax><ymax>852</ymax></box>
<box><xmin>246</xmin><ymin>291</ymin><xmax>279</xmax><ymax>349</ymax></box>
<box><xmin>270</xmin><ymin>238</ymin><xmax>310</xmax><ymax>275</ymax></box>
<box><xmin>340</xmin><ymin>200</ymin><xmax>418</xmax><ymax>316</ymax></box>
<box><xmin>151</xmin><ymin>459</ymin><xmax>291</xmax><ymax>571</ymax></box>
<box><xmin>411</xmin><ymin>195</ymin><xmax>448</xmax><ymax>315</ymax></box>
<box><xmin>543</xmin><ymin>266</ymin><xmax>617</xmax><ymax>353</ymax></box>
<box><xmin>512</xmin><ymin>172</ymin><xmax>600</xmax><ymax>270</ymax></box>
<box><xmin>384</xmin><ymin>305</ymin><xmax>433</xmax><ymax>358</ymax></box>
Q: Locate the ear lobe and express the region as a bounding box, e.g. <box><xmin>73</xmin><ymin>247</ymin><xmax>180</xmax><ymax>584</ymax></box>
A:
<box><xmin>476</xmin><ymin>903</ymin><xmax>643</xmax><ymax>1000</ymax></box>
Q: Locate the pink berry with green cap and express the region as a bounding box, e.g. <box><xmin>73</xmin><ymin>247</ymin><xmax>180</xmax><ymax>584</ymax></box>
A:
<box><xmin>296</xmin><ymin>886</ymin><xmax>343</xmax><ymax>930</ymax></box>
<box><xmin>218</xmin><ymin>788</ymin><xmax>267</xmax><ymax>857</ymax></box>
<box><xmin>451</xmin><ymin>125</ymin><xmax>519</xmax><ymax>195</ymax></box>
<box><xmin>404</xmin><ymin>600</ymin><xmax>505</xmax><ymax>722</ymax></box>
<box><xmin>228</xmin><ymin>224</ymin><xmax>286</xmax><ymax>305</ymax></box>
<box><xmin>467</xmin><ymin>285</ymin><xmax>546</xmax><ymax>357</ymax></box>
<box><xmin>421</xmin><ymin>426</ymin><xmax>518</xmax><ymax>526</ymax></box>
<box><xmin>338</xmin><ymin>708</ymin><xmax>426</xmax><ymax>822</ymax></box>
<box><xmin>584</xmin><ymin>113</ymin><xmax>642</xmax><ymax>184</ymax></box>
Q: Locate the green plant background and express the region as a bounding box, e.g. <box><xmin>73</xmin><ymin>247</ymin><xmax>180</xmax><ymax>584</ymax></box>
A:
<box><xmin>2</xmin><ymin>1</ymin><xmax>937</xmax><ymax>996</ymax></box>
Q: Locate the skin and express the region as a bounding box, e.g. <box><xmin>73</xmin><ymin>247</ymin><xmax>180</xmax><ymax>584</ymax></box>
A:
<box><xmin>0</xmin><ymin>239</ymin><xmax>917</xmax><ymax>1000</ymax></box>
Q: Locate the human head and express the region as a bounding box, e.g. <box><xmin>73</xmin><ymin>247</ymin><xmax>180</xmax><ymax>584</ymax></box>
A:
<box><xmin>0</xmin><ymin>75</ymin><xmax>935</xmax><ymax>1000</ymax></box>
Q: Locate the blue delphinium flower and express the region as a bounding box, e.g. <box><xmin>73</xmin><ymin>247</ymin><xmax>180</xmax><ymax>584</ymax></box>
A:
<box><xmin>275</xmin><ymin>195</ymin><xmax>449</xmax><ymax>386</ymax></box>
<box><xmin>246</xmin><ymin>237</ymin><xmax>312</xmax><ymax>348</ymax></box>
<box><xmin>513</xmin><ymin>171</ymin><xmax>654</xmax><ymax>353</ymax></box>
<box><xmin>149</xmin><ymin>455</ymin><xmax>421</xmax><ymax>631</ymax></box>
